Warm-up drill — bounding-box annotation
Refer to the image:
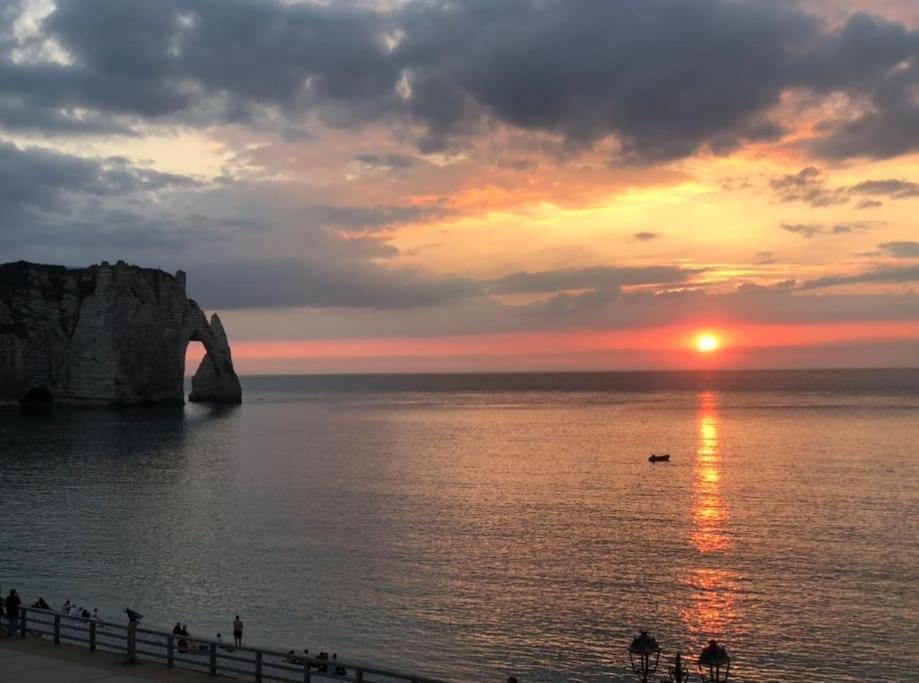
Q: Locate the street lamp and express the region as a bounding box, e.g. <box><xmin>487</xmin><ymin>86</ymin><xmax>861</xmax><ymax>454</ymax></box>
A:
<box><xmin>628</xmin><ymin>631</ymin><xmax>661</xmax><ymax>683</ymax></box>
<box><xmin>667</xmin><ymin>653</ymin><xmax>689</xmax><ymax>682</ymax></box>
<box><xmin>698</xmin><ymin>640</ymin><xmax>731</xmax><ymax>683</ymax></box>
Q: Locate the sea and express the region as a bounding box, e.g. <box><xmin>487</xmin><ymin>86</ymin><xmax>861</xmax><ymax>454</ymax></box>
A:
<box><xmin>1</xmin><ymin>369</ymin><xmax>917</xmax><ymax>682</ymax></box>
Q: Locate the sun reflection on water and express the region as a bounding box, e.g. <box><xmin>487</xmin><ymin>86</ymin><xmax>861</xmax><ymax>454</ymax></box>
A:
<box><xmin>691</xmin><ymin>392</ymin><xmax>729</xmax><ymax>553</ymax></box>
<box><xmin>682</xmin><ymin>391</ymin><xmax>740</xmax><ymax>642</ymax></box>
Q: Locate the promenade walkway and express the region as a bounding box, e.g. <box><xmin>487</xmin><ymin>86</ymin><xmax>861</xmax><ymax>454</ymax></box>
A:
<box><xmin>0</xmin><ymin>638</ymin><xmax>238</xmax><ymax>683</ymax></box>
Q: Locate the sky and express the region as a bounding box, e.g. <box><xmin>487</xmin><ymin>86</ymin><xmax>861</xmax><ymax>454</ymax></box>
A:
<box><xmin>1</xmin><ymin>0</ymin><xmax>918</xmax><ymax>373</ymax></box>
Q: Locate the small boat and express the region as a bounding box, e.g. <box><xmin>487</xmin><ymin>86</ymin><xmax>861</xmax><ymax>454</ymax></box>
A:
<box><xmin>649</xmin><ymin>454</ymin><xmax>670</xmax><ymax>463</ymax></box>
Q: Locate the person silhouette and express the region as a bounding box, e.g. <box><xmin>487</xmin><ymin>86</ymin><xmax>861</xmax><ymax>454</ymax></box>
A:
<box><xmin>233</xmin><ymin>615</ymin><xmax>243</xmax><ymax>646</ymax></box>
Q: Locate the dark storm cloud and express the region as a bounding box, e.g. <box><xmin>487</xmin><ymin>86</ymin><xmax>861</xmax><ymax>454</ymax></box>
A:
<box><xmin>879</xmin><ymin>241</ymin><xmax>919</xmax><ymax>258</ymax></box>
<box><xmin>633</xmin><ymin>232</ymin><xmax>660</xmax><ymax>242</ymax></box>
<box><xmin>395</xmin><ymin>0</ymin><xmax>808</xmax><ymax>160</ymax></box>
<box><xmin>0</xmin><ymin>0</ymin><xmax>397</xmax><ymax>134</ymax></box>
<box><xmin>487</xmin><ymin>265</ymin><xmax>701</xmax><ymax>295</ymax></box>
<box><xmin>800</xmin><ymin>265</ymin><xmax>919</xmax><ymax>289</ymax></box>
<box><xmin>798</xmin><ymin>13</ymin><xmax>919</xmax><ymax>160</ymax></box>
<box><xmin>2</xmin><ymin>1</ymin><xmax>919</xmax><ymax>162</ymax></box>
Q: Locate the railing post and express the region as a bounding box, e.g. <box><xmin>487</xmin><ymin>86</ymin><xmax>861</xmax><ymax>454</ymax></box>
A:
<box><xmin>209</xmin><ymin>642</ymin><xmax>217</xmax><ymax>676</ymax></box>
<box><xmin>303</xmin><ymin>661</ymin><xmax>311</xmax><ymax>682</ymax></box>
<box><xmin>54</xmin><ymin>614</ymin><xmax>60</xmax><ymax>644</ymax></box>
<box><xmin>127</xmin><ymin>621</ymin><xmax>137</xmax><ymax>663</ymax></box>
<box><xmin>89</xmin><ymin>620</ymin><xmax>96</xmax><ymax>651</ymax></box>
<box><xmin>167</xmin><ymin>635</ymin><xmax>174</xmax><ymax>667</ymax></box>
<box><xmin>20</xmin><ymin>607</ymin><xmax>27</xmax><ymax>639</ymax></box>
<box><xmin>255</xmin><ymin>650</ymin><xmax>262</xmax><ymax>682</ymax></box>
<box><xmin>355</xmin><ymin>668</ymin><xmax>363</xmax><ymax>683</ymax></box>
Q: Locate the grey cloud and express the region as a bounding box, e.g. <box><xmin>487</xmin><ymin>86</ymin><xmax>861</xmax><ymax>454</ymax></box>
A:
<box><xmin>799</xmin><ymin>265</ymin><xmax>919</xmax><ymax>289</ymax></box>
<box><xmin>0</xmin><ymin>142</ymin><xmax>197</xmax><ymax>219</ymax></box>
<box><xmin>772</xmin><ymin>168</ymin><xmax>919</xmax><ymax>207</ymax></box>
<box><xmin>770</xmin><ymin>167</ymin><xmax>848</xmax><ymax>207</ymax></box>
<box><xmin>782</xmin><ymin>221</ymin><xmax>876</xmax><ymax>238</ymax></box>
<box><xmin>633</xmin><ymin>232</ymin><xmax>659</xmax><ymax>242</ymax></box>
<box><xmin>187</xmin><ymin>258</ymin><xmax>481</xmax><ymax>310</ymax></box>
<box><xmin>1</xmin><ymin>2</ymin><xmax>918</xmax><ymax>162</ymax></box>
<box><xmin>879</xmin><ymin>241</ymin><xmax>919</xmax><ymax>258</ymax></box>
<box><xmin>304</xmin><ymin>202</ymin><xmax>452</xmax><ymax>232</ymax></box>
<box><xmin>511</xmin><ymin>280</ymin><xmax>919</xmax><ymax>331</ymax></box>
<box><xmin>848</xmin><ymin>179</ymin><xmax>919</xmax><ymax>199</ymax></box>
<box><xmin>486</xmin><ymin>265</ymin><xmax>700</xmax><ymax>295</ymax></box>
<box><xmin>782</xmin><ymin>223</ymin><xmax>824</xmax><ymax>239</ymax></box>
<box><xmin>353</xmin><ymin>153</ymin><xmax>419</xmax><ymax>170</ymax></box>
<box><xmin>754</xmin><ymin>251</ymin><xmax>780</xmax><ymax>265</ymax></box>
<box><xmin>832</xmin><ymin>222</ymin><xmax>876</xmax><ymax>234</ymax></box>
<box><xmin>192</xmin><ymin>261</ymin><xmax>707</xmax><ymax>309</ymax></box>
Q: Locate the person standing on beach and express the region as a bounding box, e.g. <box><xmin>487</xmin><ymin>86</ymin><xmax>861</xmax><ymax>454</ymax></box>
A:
<box><xmin>232</xmin><ymin>615</ymin><xmax>243</xmax><ymax>646</ymax></box>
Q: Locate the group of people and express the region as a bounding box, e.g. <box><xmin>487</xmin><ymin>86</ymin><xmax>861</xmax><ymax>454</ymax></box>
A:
<box><xmin>284</xmin><ymin>649</ymin><xmax>348</xmax><ymax>676</ymax></box>
<box><xmin>60</xmin><ymin>600</ymin><xmax>101</xmax><ymax>622</ymax></box>
<box><xmin>171</xmin><ymin>615</ymin><xmax>244</xmax><ymax>654</ymax></box>
<box><xmin>0</xmin><ymin>586</ymin><xmax>108</xmax><ymax>639</ymax></box>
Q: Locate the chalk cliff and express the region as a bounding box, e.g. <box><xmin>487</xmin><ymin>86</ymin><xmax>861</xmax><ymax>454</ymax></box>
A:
<box><xmin>0</xmin><ymin>261</ymin><xmax>242</xmax><ymax>407</ymax></box>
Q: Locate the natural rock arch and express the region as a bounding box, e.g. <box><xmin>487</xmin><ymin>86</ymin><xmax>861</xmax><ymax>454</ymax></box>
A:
<box><xmin>186</xmin><ymin>308</ymin><xmax>242</xmax><ymax>404</ymax></box>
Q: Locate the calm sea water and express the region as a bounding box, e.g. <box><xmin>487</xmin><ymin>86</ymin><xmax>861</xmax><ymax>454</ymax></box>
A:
<box><xmin>1</xmin><ymin>369</ymin><xmax>917</xmax><ymax>681</ymax></box>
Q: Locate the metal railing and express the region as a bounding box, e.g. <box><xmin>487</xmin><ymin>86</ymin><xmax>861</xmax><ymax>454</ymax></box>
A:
<box><xmin>7</xmin><ymin>607</ymin><xmax>444</xmax><ymax>683</ymax></box>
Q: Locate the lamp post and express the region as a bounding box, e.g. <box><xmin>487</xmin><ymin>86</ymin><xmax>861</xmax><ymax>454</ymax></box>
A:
<box><xmin>628</xmin><ymin>631</ymin><xmax>661</xmax><ymax>683</ymax></box>
<box><xmin>667</xmin><ymin>653</ymin><xmax>689</xmax><ymax>682</ymax></box>
<box><xmin>698</xmin><ymin>639</ymin><xmax>731</xmax><ymax>683</ymax></box>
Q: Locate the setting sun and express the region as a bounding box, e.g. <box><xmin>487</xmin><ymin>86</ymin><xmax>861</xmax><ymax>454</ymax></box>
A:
<box><xmin>695</xmin><ymin>333</ymin><xmax>720</xmax><ymax>353</ymax></box>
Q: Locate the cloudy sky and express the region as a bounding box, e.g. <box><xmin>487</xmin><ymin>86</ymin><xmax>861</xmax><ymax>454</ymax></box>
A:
<box><xmin>2</xmin><ymin>0</ymin><xmax>918</xmax><ymax>372</ymax></box>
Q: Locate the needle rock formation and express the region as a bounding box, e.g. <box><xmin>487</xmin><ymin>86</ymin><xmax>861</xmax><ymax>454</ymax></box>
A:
<box><xmin>0</xmin><ymin>261</ymin><xmax>242</xmax><ymax>407</ymax></box>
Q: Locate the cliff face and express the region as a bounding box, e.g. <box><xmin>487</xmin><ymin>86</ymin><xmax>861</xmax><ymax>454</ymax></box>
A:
<box><xmin>0</xmin><ymin>261</ymin><xmax>242</xmax><ymax>406</ymax></box>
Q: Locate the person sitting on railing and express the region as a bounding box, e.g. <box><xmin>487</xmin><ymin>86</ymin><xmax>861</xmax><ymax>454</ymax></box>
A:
<box><xmin>332</xmin><ymin>653</ymin><xmax>347</xmax><ymax>676</ymax></box>
<box><xmin>32</xmin><ymin>597</ymin><xmax>50</xmax><ymax>610</ymax></box>
<box><xmin>173</xmin><ymin>622</ymin><xmax>183</xmax><ymax>635</ymax></box>
<box><xmin>81</xmin><ymin>608</ymin><xmax>91</xmax><ymax>620</ymax></box>
<box><xmin>60</xmin><ymin>599</ymin><xmax>70</xmax><ymax>614</ymax></box>
<box><xmin>317</xmin><ymin>651</ymin><xmax>329</xmax><ymax>673</ymax></box>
